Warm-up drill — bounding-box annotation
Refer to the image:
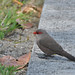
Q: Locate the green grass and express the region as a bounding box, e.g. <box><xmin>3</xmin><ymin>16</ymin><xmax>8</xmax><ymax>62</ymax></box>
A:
<box><xmin>0</xmin><ymin>0</ymin><xmax>33</xmax><ymax>40</ymax></box>
<box><xmin>0</xmin><ymin>8</ymin><xmax>18</xmax><ymax>39</ymax></box>
<box><xmin>0</xmin><ymin>64</ymin><xmax>18</xmax><ymax>75</ymax></box>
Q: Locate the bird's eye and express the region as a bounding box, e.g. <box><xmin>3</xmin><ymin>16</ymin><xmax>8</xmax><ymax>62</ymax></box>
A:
<box><xmin>37</xmin><ymin>32</ymin><xmax>39</xmax><ymax>34</ymax></box>
<box><xmin>37</xmin><ymin>32</ymin><xmax>42</xmax><ymax>34</ymax></box>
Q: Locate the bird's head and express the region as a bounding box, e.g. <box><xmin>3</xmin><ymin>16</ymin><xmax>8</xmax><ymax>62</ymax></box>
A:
<box><xmin>33</xmin><ymin>29</ymin><xmax>47</xmax><ymax>35</ymax></box>
<box><xmin>33</xmin><ymin>29</ymin><xmax>49</xmax><ymax>41</ymax></box>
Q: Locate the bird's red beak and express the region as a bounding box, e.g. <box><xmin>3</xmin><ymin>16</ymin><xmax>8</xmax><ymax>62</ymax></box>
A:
<box><xmin>33</xmin><ymin>32</ymin><xmax>37</xmax><ymax>34</ymax></box>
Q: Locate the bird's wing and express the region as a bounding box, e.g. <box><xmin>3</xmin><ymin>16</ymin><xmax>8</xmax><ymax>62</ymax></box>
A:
<box><xmin>39</xmin><ymin>36</ymin><xmax>63</xmax><ymax>53</ymax></box>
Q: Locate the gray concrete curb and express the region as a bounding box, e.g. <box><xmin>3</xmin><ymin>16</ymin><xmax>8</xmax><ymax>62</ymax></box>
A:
<box><xmin>26</xmin><ymin>0</ymin><xmax>75</xmax><ymax>75</ymax></box>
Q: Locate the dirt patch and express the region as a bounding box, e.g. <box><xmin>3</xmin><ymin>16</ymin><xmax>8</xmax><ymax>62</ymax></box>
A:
<box><xmin>0</xmin><ymin>20</ymin><xmax>38</xmax><ymax>75</ymax></box>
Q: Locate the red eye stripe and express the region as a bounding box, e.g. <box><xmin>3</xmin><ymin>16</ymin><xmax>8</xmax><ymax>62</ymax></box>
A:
<box><xmin>33</xmin><ymin>32</ymin><xmax>37</xmax><ymax>34</ymax></box>
<box><xmin>33</xmin><ymin>32</ymin><xmax>42</xmax><ymax>34</ymax></box>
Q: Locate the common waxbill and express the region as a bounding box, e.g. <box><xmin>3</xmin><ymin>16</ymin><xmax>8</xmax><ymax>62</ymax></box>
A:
<box><xmin>33</xmin><ymin>29</ymin><xmax>75</xmax><ymax>61</ymax></box>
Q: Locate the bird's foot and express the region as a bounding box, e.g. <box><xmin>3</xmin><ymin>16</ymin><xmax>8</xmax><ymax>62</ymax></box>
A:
<box><xmin>38</xmin><ymin>54</ymin><xmax>54</xmax><ymax>59</ymax></box>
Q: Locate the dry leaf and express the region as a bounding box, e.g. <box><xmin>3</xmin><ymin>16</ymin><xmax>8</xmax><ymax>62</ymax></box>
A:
<box><xmin>0</xmin><ymin>56</ymin><xmax>18</xmax><ymax>66</ymax></box>
<box><xmin>17</xmin><ymin>5</ymin><xmax>37</xmax><ymax>14</ymax></box>
<box><xmin>17</xmin><ymin>52</ymin><xmax>31</xmax><ymax>69</ymax></box>
<box><xmin>22</xmin><ymin>23</ymin><xmax>33</xmax><ymax>29</ymax></box>
<box><xmin>17</xmin><ymin>4</ymin><xmax>42</xmax><ymax>18</ymax></box>
<box><xmin>16</xmin><ymin>19</ymin><xmax>33</xmax><ymax>29</ymax></box>
<box><xmin>22</xmin><ymin>7</ymin><xmax>36</xmax><ymax>13</ymax></box>
<box><xmin>0</xmin><ymin>52</ymin><xmax>31</xmax><ymax>69</ymax></box>
<box><xmin>13</xmin><ymin>0</ymin><xmax>23</xmax><ymax>6</ymax></box>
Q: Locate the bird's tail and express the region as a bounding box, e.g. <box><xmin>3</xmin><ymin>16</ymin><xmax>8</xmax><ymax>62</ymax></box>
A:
<box><xmin>59</xmin><ymin>50</ymin><xmax>75</xmax><ymax>61</ymax></box>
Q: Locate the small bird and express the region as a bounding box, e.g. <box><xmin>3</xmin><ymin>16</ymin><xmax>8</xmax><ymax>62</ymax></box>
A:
<box><xmin>33</xmin><ymin>29</ymin><xmax>75</xmax><ymax>61</ymax></box>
